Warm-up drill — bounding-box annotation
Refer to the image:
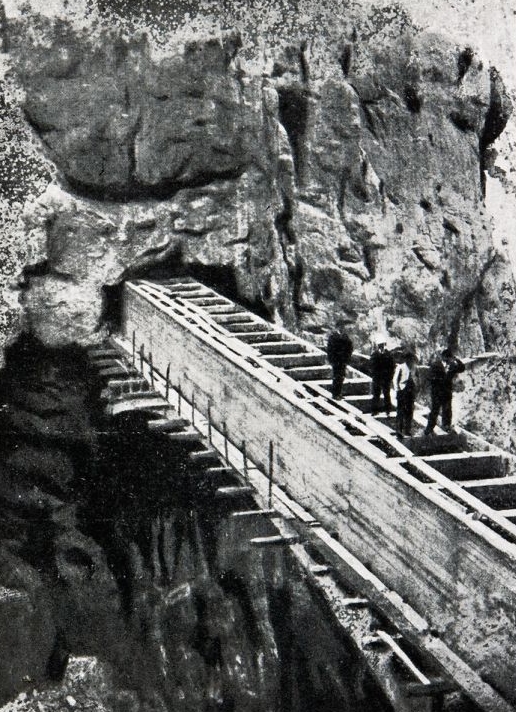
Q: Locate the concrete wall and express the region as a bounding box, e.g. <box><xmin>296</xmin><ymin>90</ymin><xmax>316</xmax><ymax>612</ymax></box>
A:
<box><xmin>122</xmin><ymin>284</ymin><xmax>516</xmax><ymax>704</ymax></box>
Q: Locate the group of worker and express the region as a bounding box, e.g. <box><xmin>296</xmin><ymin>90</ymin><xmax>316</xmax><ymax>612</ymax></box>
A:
<box><xmin>326</xmin><ymin>320</ymin><xmax>465</xmax><ymax>438</ymax></box>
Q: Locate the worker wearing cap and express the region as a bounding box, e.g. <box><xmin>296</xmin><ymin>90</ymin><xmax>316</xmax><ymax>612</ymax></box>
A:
<box><xmin>370</xmin><ymin>337</ymin><xmax>395</xmax><ymax>416</ymax></box>
<box><xmin>327</xmin><ymin>320</ymin><xmax>354</xmax><ymax>400</ymax></box>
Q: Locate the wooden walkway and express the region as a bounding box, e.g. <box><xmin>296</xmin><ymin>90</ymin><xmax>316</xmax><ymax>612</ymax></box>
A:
<box><xmin>114</xmin><ymin>277</ymin><xmax>516</xmax><ymax>712</ymax></box>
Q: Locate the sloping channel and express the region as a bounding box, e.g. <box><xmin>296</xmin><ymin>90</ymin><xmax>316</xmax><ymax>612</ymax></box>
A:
<box><xmin>118</xmin><ymin>277</ymin><xmax>516</xmax><ymax>710</ymax></box>
<box><xmin>86</xmin><ymin>344</ymin><xmax>398</xmax><ymax>712</ymax></box>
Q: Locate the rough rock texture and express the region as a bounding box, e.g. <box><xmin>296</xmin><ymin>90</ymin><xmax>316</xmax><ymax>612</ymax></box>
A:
<box><xmin>0</xmin><ymin>341</ymin><xmax>391</xmax><ymax>710</ymax></box>
<box><xmin>1</xmin><ymin>1</ymin><xmax>516</xmax><ymax>706</ymax></box>
<box><xmin>2</xmin><ymin>2</ymin><xmax>514</xmax><ymax>445</ymax></box>
<box><xmin>0</xmin><ymin>9</ymin><xmax>512</xmax><ymax>347</ymax></box>
<box><xmin>0</xmin><ymin>338</ymin><xmax>125</xmax><ymax>702</ymax></box>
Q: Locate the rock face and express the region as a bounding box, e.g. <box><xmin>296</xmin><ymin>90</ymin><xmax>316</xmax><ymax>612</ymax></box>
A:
<box><xmin>19</xmin><ymin>32</ymin><xmax>249</xmax><ymax>198</ymax></box>
<box><xmin>0</xmin><ymin>2</ymin><xmax>515</xmax><ymax>705</ymax></box>
<box><xmin>2</xmin><ymin>1</ymin><xmax>514</xmax><ymax>445</ymax></box>
<box><xmin>0</xmin><ymin>14</ymin><xmax>515</xmax><ymax>352</ymax></box>
<box><xmin>0</xmin><ymin>337</ymin><xmax>123</xmax><ymax>701</ymax></box>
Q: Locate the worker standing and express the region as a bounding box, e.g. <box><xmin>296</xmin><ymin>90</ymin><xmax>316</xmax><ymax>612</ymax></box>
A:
<box><xmin>424</xmin><ymin>349</ymin><xmax>465</xmax><ymax>435</ymax></box>
<box><xmin>370</xmin><ymin>337</ymin><xmax>395</xmax><ymax>416</ymax></box>
<box><xmin>327</xmin><ymin>320</ymin><xmax>353</xmax><ymax>400</ymax></box>
<box><xmin>393</xmin><ymin>351</ymin><xmax>418</xmax><ymax>438</ymax></box>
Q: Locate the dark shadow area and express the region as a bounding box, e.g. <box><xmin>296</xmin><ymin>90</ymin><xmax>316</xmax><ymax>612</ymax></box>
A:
<box><xmin>275</xmin><ymin>194</ymin><xmax>296</xmax><ymax>246</ymax></box>
<box><xmin>457</xmin><ymin>47</ymin><xmax>474</xmax><ymax>83</ymax></box>
<box><xmin>339</xmin><ymin>44</ymin><xmax>353</xmax><ymax>77</ymax></box>
<box><xmin>449</xmin><ymin>111</ymin><xmax>475</xmax><ymax>133</ymax></box>
<box><xmin>60</xmin><ymin>163</ymin><xmax>248</xmax><ymax>203</ymax></box>
<box><xmin>479</xmin><ymin>68</ymin><xmax>511</xmax><ymax>195</ymax></box>
<box><xmin>277</xmin><ymin>86</ymin><xmax>309</xmax><ymax>177</ymax></box>
<box><xmin>99</xmin><ymin>257</ymin><xmax>273</xmax><ymax>334</ymax></box>
<box><xmin>404</xmin><ymin>84</ymin><xmax>422</xmax><ymax>113</ymax></box>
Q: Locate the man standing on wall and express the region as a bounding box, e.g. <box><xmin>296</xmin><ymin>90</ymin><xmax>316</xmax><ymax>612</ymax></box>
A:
<box><xmin>370</xmin><ymin>337</ymin><xmax>395</xmax><ymax>416</ymax></box>
<box><xmin>393</xmin><ymin>351</ymin><xmax>418</xmax><ymax>438</ymax></box>
<box><xmin>327</xmin><ymin>320</ymin><xmax>353</xmax><ymax>400</ymax></box>
<box><xmin>424</xmin><ymin>348</ymin><xmax>465</xmax><ymax>435</ymax></box>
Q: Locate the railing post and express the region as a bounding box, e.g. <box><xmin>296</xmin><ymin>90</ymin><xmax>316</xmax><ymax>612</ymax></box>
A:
<box><xmin>132</xmin><ymin>330</ymin><xmax>136</xmax><ymax>366</ymax></box>
<box><xmin>242</xmin><ymin>441</ymin><xmax>248</xmax><ymax>483</ymax></box>
<box><xmin>149</xmin><ymin>352</ymin><xmax>155</xmax><ymax>389</ymax></box>
<box><xmin>165</xmin><ymin>363</ymin><xmax>171</xmax><ymax>401</ymax></box>
<box><xmin>208</xmin><ymin>401</ymin><xmax>212</xmax><ymax>445</ymax></box>
<box><xmin>268</xmin><ymin>441</ymin><xmax>274</xmax><ymax>508</ymax></box>
<box><xmin>223</xmin><ymin>422</ymin><xmax>229</xmax><ymax>464</ymax></box>
<box><xmin>139</xmin><ymin>344</ymin><xmax>144</xmax><ymax>373</ymax></box>
<box><xmin>178</xmin><ymin>381</ymin><xmax>182</xmax><ymax>416</ymax></box>
<box><xmin>191</xmin><ymin>391</ymin><xmax>195</xmax><ymax>426</ymax></box>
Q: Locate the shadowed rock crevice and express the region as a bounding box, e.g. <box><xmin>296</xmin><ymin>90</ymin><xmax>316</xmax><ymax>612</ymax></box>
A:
<box><xmin>412</xmin><ymin>246</ymin><xmax>436</xmax><ymax>272</ymax></box>
<box><xmin>275</xmin><ymin>194</ymin><xmax>296</xmax><ymax>246</ymax></box>
<box><xmin>479</xmin><ymin>67</ymin><xmax>513</xmax><ymax>194</ymax></box>
<box><xmin>446</xmin><ymin>250</ymin><xmax>500</xmax><ymax>351</ymax></box>
<box><xmin>404</xmin><ymin>84</ymin><xmax>422</xmax><ymax>113</ymax></box>
<box><xmin>449</xmin><ymin>110</ymin><xmax>476</xmax><ymax>133</ymax></box>
<box><xmin>61</xmin><ymin>163</ymin><xmax>250</xmax><ymax>202</ymax></box>
<box><xmin>362</xmin><ymin>244</ymin><xmax>376</xmax><ymax>279</ymax></box>
<box><xmin>277</xmin><ymin>86</ymin><xmax>309</xmax><ymax>177</ymax></box>
<box><xmin>457</xmin><ymin>47</ymin><xmax>474</xmax><ymax>83</ymax></box>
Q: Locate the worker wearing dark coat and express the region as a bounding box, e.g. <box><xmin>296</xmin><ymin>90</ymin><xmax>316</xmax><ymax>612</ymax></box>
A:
<box><xmin>424</xmin><ymin>349</ymin><xmax>465</xmax><ymax>434</ymax></box>
<box><xmin>370</xmin><ymin>340</ymin><xmax>395</xmax><ymax>416</ymax></box>
<box><xmin>327</xmin><ymin>322</ymin><xmax>353</xmax><ymax>400</ymax></box>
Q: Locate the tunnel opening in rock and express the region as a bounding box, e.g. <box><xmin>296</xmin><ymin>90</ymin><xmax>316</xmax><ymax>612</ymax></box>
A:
<box><xmin>100</xmin><ymin>259</ymin><xmax>273</xmax><ymax>334</ymax></box>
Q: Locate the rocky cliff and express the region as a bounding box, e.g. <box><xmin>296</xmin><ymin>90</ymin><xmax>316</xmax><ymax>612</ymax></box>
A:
<box><xmin>0</xmin><ymin>0</ymin><xmax>514</xmax><ymax>446</ymax></box>
<box><xmin>0</xmin><ymin>1</ymin><xmax>515</xmax><ymax>708</ymax></box>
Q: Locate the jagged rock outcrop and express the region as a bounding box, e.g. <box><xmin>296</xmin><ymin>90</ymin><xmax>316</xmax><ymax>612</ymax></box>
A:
<box><xmin>2</xmin><ymin>0</ymin><xmax>513</xmax><ymax>446</ymax></box>
<box><xmin>1</xmin><ymin>4</ymin><xmax>512</xmax><ymax>354</ymax></box>
<box><xmin>18</xmin><ymin>32</ymin><xmax>249</xmax><ymax>198</ymax></box>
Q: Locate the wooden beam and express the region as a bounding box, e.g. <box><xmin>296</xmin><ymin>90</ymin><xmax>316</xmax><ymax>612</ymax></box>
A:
<box><xmin>375</xmin><ymin>630</ymin><xmax>431</xmax><ymax>685</ymax></box>
<box><xmin>231</xmin><ymin>509</ymin><xmax>278</xmax><ymax>518</ymax></box>
<box><xmin>249</xmin><ymin>534</ymin><xmax>300</xmax><ymax>547</ymax></box>
<box><xmin>461</xmin><ymin>476</ymin><xmax>516</xmax><ymax>489</ymax></box>
<box><xmin>215</xmin><ymin>486</ymin><xmax>254</xmax><ymax>498</ymax></box>
<box><xmin>147</xmin><ymin>417</ymin><xmax>190</xmax><ymax>433</ymax></box>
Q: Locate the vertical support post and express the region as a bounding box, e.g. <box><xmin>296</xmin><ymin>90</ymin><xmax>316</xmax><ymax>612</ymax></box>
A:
<box><xmin>223</xmin><ymin>422</ymin><xmax>229</xmax><ymax>464</ymax></box>
<box><xmin>165</xmin><ymin>364</ymin><xmax>171</xmax><ymax>401</ymax></box>
<box><xmin>268</xmin><ymin>441</ymin><xmax>274</xmax><ymax>508</ymax></box>
<box><xmin>242</xmin><ymin>441</ymin><xmax>248</xmax><ymax>483</ymax></box>
<box><xmin>191</xmin><ymin>391</ymin><xmax>196</xmax><ymax>427</ymax></box>
<box><xmin>208</xmin><ymin>401</ymin><xmax>212</xmax><ymax>445</ymax></box>
<box><xmin>132</xmin><ymin>330</ymin><xmax>136</xmax><ymax>366</ymax></box>
<box><xmin>178</xmin><ymin>381</ymin><xmax>182</xmax><ymax>416</ymax></box>
<box><xmin>149</xmin><ymin>352</ymin><xmax>155</xmax><ymax>389</ymax></box>
<box><xmin>139</xmin><ymin>344</ymin><xmax>144</xmax><ymax>373</ymax></box>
